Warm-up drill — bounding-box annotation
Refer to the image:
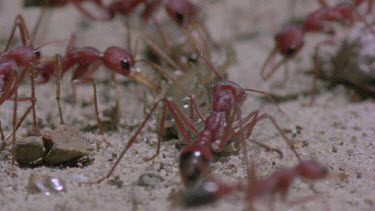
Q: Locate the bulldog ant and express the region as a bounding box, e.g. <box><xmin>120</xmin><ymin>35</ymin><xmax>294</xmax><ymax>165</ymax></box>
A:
<box><xmin>260</xmin><ymin>0</ymin><xmax>375</xmax><ymax>104</ymax></box>
<box><xmin>82</xmin><ymin>53</ymin><xmax>300</xmax><ymax>187</ymax></box>
<box><xmin>0</xmin><ymin>15</ymin><xmax>48</xmax><ymax>176</ymax></box>
<box><xmin>179</xmin><ymin>159</ymin><xmax>328</xmax><ymax>209</ymax></box>
<box><xmin>35</xmin><ymin>34</ymin><xmax>159</xmax><ymax>142</ymax></box>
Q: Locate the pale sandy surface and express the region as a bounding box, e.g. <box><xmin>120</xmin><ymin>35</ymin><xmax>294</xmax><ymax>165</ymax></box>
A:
<box><xmin>0</xmin><ymin>0</ymin><xmax>375</xmax><ymax>210</ymax></box>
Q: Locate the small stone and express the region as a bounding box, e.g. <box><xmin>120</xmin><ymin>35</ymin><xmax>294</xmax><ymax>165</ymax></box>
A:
<box><xmin>43</xmin><ymin>125</ymin><xmax>93</xmax><ymax>165</ymax></box>
<box><xmin>27</xmin><ymin>173</ymin><xmax>66</xmax><ymax>195</ymax></box>
<box><xmin>136</xmin><ymin>173</ymin><xmax>164</xmax><ymax>189</ymax></box>
<box><xmin>15</xmin><ymin>136</ymin><xmax>45</xmax><ymax>165</ymax></box>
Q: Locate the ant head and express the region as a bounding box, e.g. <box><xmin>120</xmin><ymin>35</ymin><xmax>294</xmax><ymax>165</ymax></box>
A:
<box><xmin>103</xmin><ymin>46</ymin><xmax>134</xmax><ymax>75</ymax></box>
<box><xmin>5</xmin><ymin>46</ymin><xmax>40</xmax><ymax>66</ymax></box>
<box><xmin>275</xmin><ymin>25</ymin><xmax>304</xmax><ymax>57</ymax></box>
<box><xmin>212</xmin><ymin>81</ymin><xmax>247</xmax><ymax>105</ymax></box>
<box><xmin>166</xmin><ymin>0</ymin><xmax>197</xmax><ymax>26</ymax></box>
<box><xmin>297</xmin><ymin>160</ymin><xmax>328</xmax><ymax>180</ymax></box>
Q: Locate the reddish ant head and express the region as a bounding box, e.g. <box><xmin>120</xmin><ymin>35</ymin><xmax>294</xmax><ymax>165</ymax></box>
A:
<box><xmin>5</xmin><ymin>46</ymin><xmax>41</xmax><ymax>66</ymax></box>
<box><xmin>275</xmin><ymin>25</ymin><xmax>304</xmax><ymax>57</ymax></box>
<box><xmin>212</xmin><ymin>81</ymin><xmax>247</xmax><ymax>105</ymax></box>
<box><xmin>297</xmin><ymin>160</ymin><xmax>328</xmax><ymax>180</ymax></box>
<box><xmin>165</xmin><ymin>0</ymin><xmax>197</xmax><ymax>26</ymax></box>
<box><xmin>103</xmin><ymin>47</ymin><xmax>135</xmax><ymax>75</ymax></box>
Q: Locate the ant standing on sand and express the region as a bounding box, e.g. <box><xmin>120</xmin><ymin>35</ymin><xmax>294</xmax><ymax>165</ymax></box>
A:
<box><xmin>0</xmin><ymin>15</ymin><xmax>50</xmax><ymax>177</ymax></box>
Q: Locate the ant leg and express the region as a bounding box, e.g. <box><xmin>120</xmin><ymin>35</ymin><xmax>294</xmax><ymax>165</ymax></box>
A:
<box><xmin>28</xmin><ymin>66</ymin><xmax>38</xmax><ymax>129</ymax></box>
<box><xmin>31</xmin><ymin>0</ymin><xmax>48</xmax><ymax>42</ymax></box>
<box><xmin>1</xmin><ymin>105</ymin><xmax>33</xmax><ymax>151</ymax></box>
<box><xmin>249</xmin><ymin>138</ymin><xmax>284</xmax><ymax>158</ymax></box>
<box><xmin>71</xmin><ymin>0</ymin><xmax>111</xmax><ymax>20</ymax></box>
<box><xmin>72</xmin><ymin>78</ymin><xmax>104</xmax><ymax>136</ymax></box>
<box><xmin>182</xmin><ymin>26</ymin><xmax>202</xmax><ymax>55</ymax></box>
<box><xmin>141</xmin><ymin>35</ymin><xmax>184</xmax><ymax>71</ymax></box>
<box><xmin>143</xmin><ymin>103</ymin><xmax>166</xmax><ymax>162</ymax></box>
<box><xmin>263</xmin><ymin>56</ymin><xmax>289</xmax><ymax>81</ymax></box>
<box><xmin>260</xmin><ymin>47</ymin><xmax>278</xmax><ymax>80</ymax></box>
<box><xmin>11</xmin><ymin>74</ymin><xmax>19</xmax><ymax>177</ymax></box>
<box><xmin>110</xmin><ymin>72</ymin><xmax>122</xmax><ymax>119</ymax></box>
<box><xmin>258</xmin><ymin>113</ymin><xmax>301</xmax><ymax>161</ymax></box>
<box><xmin>137</xmin><ymin>59</ymin><xmax>207</xmax><ymax>122</ymax></box>
<box><xmin>152</xmin><ymin>18</ymin><xmax>189</xmax><ymax>71</ymax></box>
<box><xmin>83</xmin><ymin>98</ymin><xmax>165</xmax><ymax>184</ymax></box>
<box><xmin>55</xmin><ymin>54</ymin><xmax>64</xmax><ymax>124</ymax></box>
<box><xmin>0</xmin><ymin>121</ymin><xmax>4</xmax><ymax>141</ymax></box>
<box><xmin>5</xmin><ymin>15</ymin><xmax>31</xmax><ymax>51</ymax></box>
<box><xmin>124</xmin><ymin>17</ymin><xmax>132</xmax><ymax>53</ymax></box>
<box><xmin>283</xmin><ymin>61</ymin><xmax>289</xmax><ymax>85</ymax></box>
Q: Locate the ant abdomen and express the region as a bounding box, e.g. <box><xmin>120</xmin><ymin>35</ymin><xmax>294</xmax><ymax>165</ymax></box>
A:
<box><xmin>179</xmin><ymin>145</ymin><xmax>212</xmax><ymax>186</ymax></box>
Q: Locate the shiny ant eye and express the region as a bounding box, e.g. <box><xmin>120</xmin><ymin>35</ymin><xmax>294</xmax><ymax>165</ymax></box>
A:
<box><xmin>176</xmin><ymin>10</ymin><xmax>184</xmax><ymax>25</ymax></box>
<box><xmin>121</xmin><ymin>59</ymin><xmax>130</xmax><ymax>70</ymax></box>
<box><xmin>286</xmin><ymin>47</ymin><xmax>296</xmax><ymax>56</ymax></box>
<box><xmin>33</xmin><ymin>50</ymin><xmax>41</xmax><ymax>58</ymax></box>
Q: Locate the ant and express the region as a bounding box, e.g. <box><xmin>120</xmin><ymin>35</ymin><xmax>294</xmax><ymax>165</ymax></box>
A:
<box><xmin>0</xmin><ymin>15</ymin><xmax>50</xmax><ymax>177</ymax></box>
<box><xmin>82</xmin><ymin>52</ymin><xmax>301</xmax><ymax>194</ymax></box>
<box><xmin>179</xmin><ymin>158</ymin><xmax>328</xmax><ymax>209</ymax></box>
<box><xmin>27</xmin><ymin>0</ymin><xmax>213</xmax><ymax>62</ymax></box>
<box><xmin>35</xmin><ymin>34</ymin><xmax>160</xmax><ymax>143</ymax></box>
<box><xmin>260</xmin><ymin>0</ymin><xmax>375</xmax><ymax>104</ymax></box>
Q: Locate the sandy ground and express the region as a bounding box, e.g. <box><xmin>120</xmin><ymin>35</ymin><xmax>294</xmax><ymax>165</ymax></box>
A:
<box><xmin>1</xmin><ymin>0</ymin><xmax>375</xmax><ymax>210</ymax></box>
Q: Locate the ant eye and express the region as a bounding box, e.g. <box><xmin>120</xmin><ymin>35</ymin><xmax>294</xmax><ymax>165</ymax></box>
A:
<box><xmin>286</xmin><ymin>47</ymin><xmax>296</xmax><ymax>56</ymax></box>
<box><xmin>176</xmin><ymin>10</ymin><xmax>184</xmax><ymax>25</ymax></box>
<box><xmin>121</xmin><ymin>59</ymin><xmax>130</xmax><ymax>70</ymax></box>
<box><xmin>33</xmin><ymin>50</ymin><xmax>41</xmax><ymax>59</ymax></box>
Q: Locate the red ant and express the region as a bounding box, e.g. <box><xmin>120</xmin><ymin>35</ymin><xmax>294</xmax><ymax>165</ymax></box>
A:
<box><xmin>0</xmin><ymin>15</ymin><xmax>51</xmax><ymax>177</ymax></box>
<box><xmin>260</xmin><ymin>0</ymin><xmax>375</xmax><ymax>104</ymax></box>
<box><xmin>35</xmin><ymin>34</ymin><xmax>159</xmax><ymax>142</ymax></box>
<box><xmin>82</xmin><ymin>53</ymin><xmax>301</xmax><ymax>191</ymax></box>
<box><xmin>178</xmin><ymin>159</ymin><xmax>328</xmax><ymax>209</ymax></box>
